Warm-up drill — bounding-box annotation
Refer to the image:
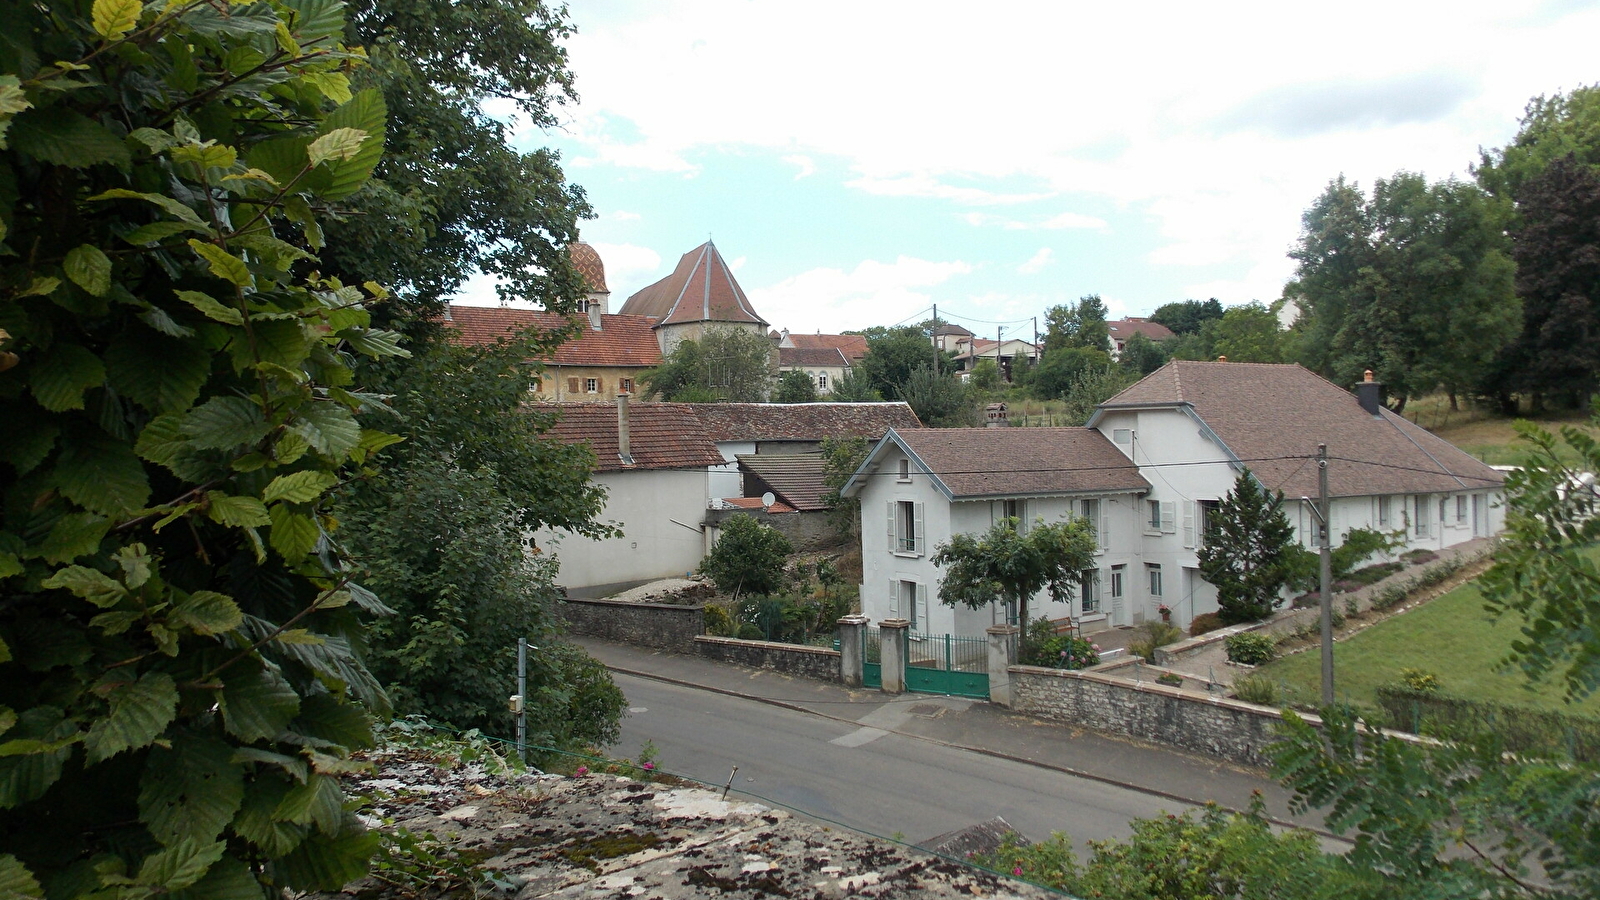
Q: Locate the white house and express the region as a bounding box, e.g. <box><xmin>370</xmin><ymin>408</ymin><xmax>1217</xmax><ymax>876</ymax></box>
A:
<box><xmin>842</xmin><ymin>427</ymin><xmax>1150</xmax><ymax>635</ymax></box>
<box><xmin>845</xmin><ymin>361</ymin><xmax>1505</xmax><ymax>636</ymax></box>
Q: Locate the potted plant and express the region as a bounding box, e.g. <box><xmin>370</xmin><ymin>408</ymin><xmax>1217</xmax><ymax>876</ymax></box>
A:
<box><xmin>1157</xmin><ymin>603</ymin><xmax>1173</xmax><ymax>624</ymax></box>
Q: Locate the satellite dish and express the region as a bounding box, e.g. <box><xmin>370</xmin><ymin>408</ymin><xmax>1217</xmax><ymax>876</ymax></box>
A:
<box><xmin>760</xmin><ymin>492</ymin><xmax>776</xmax><ymax>507</ymax></box>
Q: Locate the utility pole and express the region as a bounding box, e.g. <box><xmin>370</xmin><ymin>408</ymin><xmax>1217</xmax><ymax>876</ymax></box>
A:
<box><xmin>515</xmin><ymin>639</ymin><xmax>527</xmax><ymax>762</ymax></box>
<box><xmin>931</xmin><ymin>303</ymin><xmax>940</xmax><ymax>370</ymax></box>
<box><xmin>1317</xmin><ymin>444</ymin><xmax>1334</xmax><ymax>706</ymax></box>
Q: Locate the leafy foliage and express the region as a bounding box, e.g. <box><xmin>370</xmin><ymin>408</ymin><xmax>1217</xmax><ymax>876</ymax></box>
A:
<box><xmin>1019</xmin><ymin>631</ymin><xmax>1100</xmax><ymax>669</ymax></box>
<box><xmin>1117</xmin><ymin>331</ymin><xmax>1168</xmax><ymax>376</ymax></box>
<box><xmin>1031</xmin><ymin>347</ymin><xmax>1114</xmax><ymax>401</ymax></box>
<box><xmin>643</xmin><ymin>327</ymin><xmax>772</xmax><ymax>402</ymax></box>
<box><xmin>1042</xmin><ymin>295</ymin><xmax>1110</xmax><ymax>352</ymax></box>
<box><xmin>1149</xmin><ymin>298</ymin><xmax>1224</xmax><ymax>336</ymax></box>
<box><xmin>702</xmin><ymin>515</ymin><xmax>793</xmax><ymax>598</ymax></box>
<box><xmin>858</xmin><ymin>325</ymin><xmax>950</xmax><ymax>398</ymax></box>
<box><xmin>1225</xmin><ymin>632</ymin><xmax>1277</xmax><ymax>666</ymax></box>
<box><xmin>932</xmin><ymin>517</ymin><xmax>1096</xmax><ymax>629</ymax></box>
<box><xmin>773</xmin><ymin>369</ymin><xmax>819</xmax><ymax>403</ymax></box>
<box><xmin>0</xmin><ymin>2</ymin><xmax>408</xmax><ymax>893</ymax></box>
<box><xmin>819</xmin><ymin>436</ymin><xmax>872</xmax><ymax>536</ymax></box>
<box><xmin>826</xmin><ymin>368</ymin><xmax>883</xmax><ymax>402</ymax></box>
<box><xmin>1203</xmin><ymin>302</ymin><xmax>1285</xmax><ymax>363</ymax></box>
<box><xmin>898</xmin><ymin>365</ymin><xmax>976</xmax><ymax>427</ymax></box>
<box><xmin>1198</xmin><ymin>471</ymin><xmax>1302</xmax><ymax>624</ymax></box>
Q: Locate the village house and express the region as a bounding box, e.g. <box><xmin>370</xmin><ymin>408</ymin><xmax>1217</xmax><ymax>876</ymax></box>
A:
<box><xmin>774</xmin><ymin>331</ymin><xmax>868</xmax><ymax>395</ymax></box>
<box><xmin>1105</xmin><ymin>318</ymin><xmax>1175</xmax><ymax>357</ymax></box>
<box><xmin>846</xmin><ymin>361</ymin><xmax>1505</xmax><ymax>635</ymax></box>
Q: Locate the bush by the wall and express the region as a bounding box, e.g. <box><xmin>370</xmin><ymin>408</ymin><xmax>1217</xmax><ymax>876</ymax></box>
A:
<box><xmin>1376</xmin><ymin>686</ymin><xmax>1600</xmax><ymax>762</ymax></box>
<box><xmin>1231</xmin><ymin>673</ymin><xmax>1282</xmax><ymax>705</ymax></box>
<box><xmin>1190</xmin><ymin>611</ymin><xmax>1225</xmax><ymax>636</ymax></box>
<box><xmin>1225</xmin><ymin>632</ymin><xmax>1277</xmax><ymax>666</ymax></box>
<box><xmin>1021</xmin><ymin>634</ymin><xmax>1101</xmax><ymax>669</ymax></box>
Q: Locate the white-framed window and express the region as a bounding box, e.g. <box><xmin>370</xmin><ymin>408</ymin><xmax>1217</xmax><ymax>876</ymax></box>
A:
<box><xmin>1002</xmin><ymin>498</ymin><xmax>1027</xmax><ymax>532</ymax></box>
<box><xmin>897</xmin><ymin>458</ymin><xmax>911</xmax><ymax>482</ymax></box>
<box><xmin>895</xmin><ymin>579</ymin><xmax>927</xmax><ymax>628</ymax></box>
<box><xmin>1377</xmin><ymin>496</ymin><xmax>1392</xmax><ymax>528</ymax></box>
<box><xmin>584</xmin><ymin>377</ymin><xmax>599</xmax><ymax>394</ymax></box>
<box><xmin>619</xmin><ymin>377</ymin><xmax>633</xmax><ymax>393</ymax></box>
<box><xmin>1456</xmin><ymin>495</ymin><xmax>1467</xmax><ymax>523</ymax></box>
<box><xmin>1109</xmin><ymin>565</ymin><xmax>1125</xmax><ymax>601</ymax></box>
<box><xmin>577</xmin><ymin>298</ymin><xmax>591</xmax><ymax>313</ymax></box>
<box><xmin>1146</xmin><ymin>563</ymin><xmax>1163</xmax><ymax>597</ymax></box>
<box><xmin>1113</xmin><ymin>428</ymin><xmax>1131</xmax><ymax>444</ymax></box>
<box><xmin>1080</xmin><ymin>570</ymin><xmax>1100</xmax><ymax>614</ymax></box>
<box><xmin>1078</xmin><ymin>498</ymin><xmax>1100</xmax><ymax>547</ymax></box>
<box><xmin>889</xmin><ymin>500</ymin><xmax>924</xmax><ymax>556</ymax></box>
<box><xmin>1413</xmin><ymin>494</ymin><xmax>1430</xmax><ymax>538</ymax></box>
<box><xmin>1147</xmin><ymin>499</ymin><xmax>1163</xmax><ymax>534</ymax></box>
<box><xmin>817</xmin><ymin>373</ymin><xmax>829</xmax><ymax>391</ymax></box>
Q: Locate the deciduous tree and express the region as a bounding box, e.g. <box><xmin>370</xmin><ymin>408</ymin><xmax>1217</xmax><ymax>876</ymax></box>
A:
<box><xmin>702</xmin><ymin>515</ymin><xmax>793</xmax><ymax>599</ymax></box>
<box><xmin>899</xmin><ymin>365</ymin><xmax>976</xmax><ymax>427</ymax></box>
<box><xmin>1203</xmin><ymin>302</ymin><xmax>1286</xmax><ymax>363</ymax></box>
<box><xmin>1149</xmin><ymin>298</ymin><xmax>1225</xmax><ymax>335</ymax></box>
<box><xmin>859</xmin><ymin>325</ymin><xmax>950</xmax><ymax>398</ymax></box>
<box><xmin>932</xmin><ymin>518</ymin><xmax>1097</xmax><ymax>630</ymax></box>
<box><xmin>643</xmin><ymin>327</ymin><xmax>773</xmax><ymax>401</ymax></box>
<box><xmin>774</xmin><ymin>369</ymin><xmax>820</xmax><ymax>403</ymax></box>
<box><xmin>1043</xmin><ymin>294</ymin><xmax>1111</xmax><ymax>352</ymax></box>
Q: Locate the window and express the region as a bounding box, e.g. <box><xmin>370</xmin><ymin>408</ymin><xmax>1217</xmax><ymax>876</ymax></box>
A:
<box><xmin>1110</xmin><ymin>565</ymin><xmax>1125</xmax><ymax>600</ymax></box>
<box><xmin>1147</xmin><ymin>499</ymin><xmax>1163</xmax><ymax>533</ymax></box>
<box><xmin>897</xmin><ymin>458</ymin><xmax>911</xmax><ymax>482</ymax></box>
<box><xmin>577</xmin><ymin>299</ymin><xmax>590</xmax><ymax>313</ymax></box>
<box><xmin>1413</xmin><ymin>495</ymin><xmax>1430</xmax><ymax>538</ymax></box>
<box><xmin>1195</xmin><ymin>499</ymin><xmax>1219</xmax><ymax>548</ymax></box>
<box><xmin>1080</xmin><ymin>570</ymin><xmax>1100</xmax><ymax>614</ymax></box>
<box><xmin>891</xmin><ymin>500</ymin><xmax>923</xmax><ymax>555</ymax></box>
<box><xmin>1078</xmin><ymin>498</ymin><xmax>1100</xmax><ymax>546</ymax></box>
<box><xmin>1147</xmin><ymin>563</ymin><xmax>1163</xmax><ymax>597</ymax></box>
<box><xmin>1003</xmin><ymin>498</ymin><xmax>1027</xmax><ymax>531</ymax></box>
<box><xmin>1439</xmin><ymin>498</ymin><xmax>1448</xmax><ymax>527</ymax></box>
<box><xmin>898</xmin><ymin>580</ymin><xmax>925</xmax><ymax>628</ymax></box>
<box><xmin>620</xmin><ymin>377</ymin><xmax>633</xmax><ymax>393</ymax></box>
<box><xmin>817</xmin><ymin>372</ymin><xmax>829</xmax><ymax>391</ymax></box>
<box><xmin>1377</xmin><ymin>496</ymin><xmax>1391</xmax><ymax>528</ymax></box>
<box><xmin>1112</xmin><ymin>428</ymin><xmax>1131</xmax><ymax>444</ymax></box>
<box><xmin>1456</xmin><ymin>495</ymin><xmax>1467</xmax><ymax>523</ymax></box>
<box><xmin>584</xmin><ymin>377</ymin><xmax>599</xmax><ymax>394</ymax></box>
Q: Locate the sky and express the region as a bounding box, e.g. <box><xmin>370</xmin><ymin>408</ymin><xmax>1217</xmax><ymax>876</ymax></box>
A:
<box><xmin>454</xmin><ymin>0</ymin><xmax>1600</xmax><ymax>341</ymax></box>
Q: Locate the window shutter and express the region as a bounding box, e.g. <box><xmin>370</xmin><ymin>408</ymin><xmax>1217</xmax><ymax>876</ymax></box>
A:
<box><xmin>566</xmin><ymin>377</ymin><xmax>579</xmax><ymax>394</ymax></box>
<box><xmin>887</xmin><ymin>500</ymin><xmax>896</xmax><ymax>551</ymax></box>
<box><xmin>1100</xmin><ymin>509</ymin><xmax>1110</xmax><ymax>552</ymax></box>
<box><xmin>916</xmin><ymin>583</ymin><xmax>929</xmax><ymax>631</ymax></box>
<box><xmin>889</xmin><ymin>579</ymin><xmax>898</xmax><ymax>618</ymax></box>
<box><xmin>1182</xmin><ymin>501</ymin><xmax>1195</xmax><ymax>548</ymax></box>
<box><xmin>1161</xmin><ymin>501</ymin><xmax>1177</xmax><ymax>534</ymax></box>
<box><xmin>914</xmin><ymin>502</ymin><xmax>926</xmax><ymax>556</ymax></box>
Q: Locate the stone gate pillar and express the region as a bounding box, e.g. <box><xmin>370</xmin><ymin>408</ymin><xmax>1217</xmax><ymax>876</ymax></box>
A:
<box><xmin>987</xmin><ymin>624</ymin><xmax>1019</xmax><ymax>708</ymax></box>
<box><xmin>879</xmin><ymin>618</ymin><xmax>910</xmax><ymax>694</ymax></box>
<box><xmin>836</xmin><ymin>614</ymin><xmax>868</xmax><ymax>687</ymax></box>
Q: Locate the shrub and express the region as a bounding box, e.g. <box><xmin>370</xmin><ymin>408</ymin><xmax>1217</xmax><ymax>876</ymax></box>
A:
<box><xmin>704</xmin><ymin>604</ymin><xmax>737</xmax><ymax>637</ymax></box>
<box><xmin>1128</xmin><ymin>620</ymin><xmax>1184</xmax><ymax>661</ymax></box>
<box><xmin>1190</xmin><ymin>611</ymin><xmax>1225</xmax><ymax>636</ymax></box>
<box><xmin>1225</xmin><ymin>632</ymin><xmax>1276</xmax><ymax>665</ymax></box>
<box><xmin>1021</xmin><ymin>634</ymin><xmax>1101</xmax><ymax>669</ymax></box>
<box><xmin>702</xmin><ymin>514</ymin><xmax>794</xmax><ymax>597</ymax></box>
<box><xmin>737</xmin><ymin>623</ymin><xmax>764</xmax><ymax>640</ymax></box>
<box><xmin>1403</xmin><ymin>549</ymin><xmax>1441</xmax><ymax>565</ymax></box>
<box><xmin>1332</xmin><ymin>527</ymin><xmax>1406</xmax><ymax>576</ymax></box>
<box><xmin>1399</xmin><ymin>668</ymin><xmax>1442</xmax><ymax>693</ymax></box>
<box><xmin>1375</xmin><ymin>686</ymin><xmax>1600</xmax><ymax>762</ymax></box>
<box><xmin>1345</xmin><ymin>561</ymin><xmax>1404</xmax><ymax>586</ymax></box>
<box><xmin>1156</xmin><ymin>672</ymin><xmax>1186</xmax><ymax>687</ymax></box>
<box><xmin>1231</xmin><ymin>673</ymin><xmax>1281</xmax><ymax>705</ymax></box>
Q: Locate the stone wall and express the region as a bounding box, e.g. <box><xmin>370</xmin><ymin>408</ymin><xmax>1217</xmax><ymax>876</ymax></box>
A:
<box><xmin>693</xmin><ymin>636</ymin><xmax>842</xmax><ymax>682</ymax></box>
<box><xmin>1010</xmin><ymin>664</ymin><xmax>1313</xmax><ymax>767</ymax></box>
<box><xmin>558</xmin><ymin>598</ymin><xmax>703</xmax><ymax>652</ymax></box>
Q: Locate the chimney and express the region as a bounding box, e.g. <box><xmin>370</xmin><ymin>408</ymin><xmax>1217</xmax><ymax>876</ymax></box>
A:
<box><xmin>588</xmin><ymin>304</ymin><xmax>602</xmax><ymax>331</ymax></box>
<box><xmin>616</xmin><ymin>393</ymin><xmax>633</xmax><ymax>464</ymax></box>
<box><xmin>1355</xmin><ymin>369</ymin><xmax>1383</xmax><ymax>416</ymax></box>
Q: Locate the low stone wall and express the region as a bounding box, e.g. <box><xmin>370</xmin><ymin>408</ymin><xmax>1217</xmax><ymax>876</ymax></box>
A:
<box><xmin>693</xmin><ymin>636</ymin><xmax>842</xmax><ymax>682</ymax></box>
<box><xmin>1010</xmin><ymin>664</ymin><xmax>1316</xmax><ymax>768</ymax></box>
<box><xmin>558</xmin><ymin>598</ymin><xmax>703</xmax><ymax>652</ymax></box>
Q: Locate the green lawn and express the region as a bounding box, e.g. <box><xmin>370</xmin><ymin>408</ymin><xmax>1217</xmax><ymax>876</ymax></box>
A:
<box><xmin>1260</xmin><ymin>574</ymin><xmax>1600</xmax><ymax>718</ymax></box>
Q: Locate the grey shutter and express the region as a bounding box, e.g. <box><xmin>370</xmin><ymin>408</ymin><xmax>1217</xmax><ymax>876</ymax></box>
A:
<box><xmin>916</xmin><ymin>583</ymin><xmax>929</xmax><ymax>632</ymax></box>
<box><xmin>914</xmin><ymin>502</ymin><xmax>926</xmax><ymax>556</ymax></box>
<box><xmin>1161</xmin><ymin>501</ymin><xmax>1177</xmax><ymax>534</ymax></box>
<box><xmin>1182</xmin><ymin>501</ymin><xmax>1195</xmax><ymax>548</ymax></box>
<box><xmin>887</xmin><ymin>500</ymin><xmax>896</xmax><ymax>551</ymax></box>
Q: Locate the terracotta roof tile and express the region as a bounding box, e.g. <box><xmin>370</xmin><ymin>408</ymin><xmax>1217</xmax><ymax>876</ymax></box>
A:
<box><xmin>779</xmin><ymin>347</ymin><xmax>853</xmax><ymax>368</ymax></box>
<box><xmin>1098</xmin><ymin>361</ymin><xmax>1504</xmax><ymax>498</ymax></box>
<box><xmin>737</xmin><ymin>453</ymin><xmax>830</xmax><ymax>511</ymax></box>
<box><xmin>618</xmin><ymin>242</ymin><xmax>766</xmax><ymax>328</ymax></box>
<box><xmin>895</xmin><ymin>428</ymin><xmax>1149</xmax><ymax>498</ymax></box>
<box><xmin>691</xmin><ymin>402</ymin><xmax>923</xmax><ymax>442</ymax></box>
<box><xmin>783</xmin><ymin>333</ymin><xmax>868</xmax><ymax>360</ymax></box>
<box><xmin>444</xmin><ymin>305</ymin><xmax>662</xmax><ymax>368</ymax></box>
<box><xmin>719</xmin><ymin>496</ymin><xmax>798</xmax><ymax>514</ymax></box>
<box><xmin>539</xmin><ymin>402</ymin><xmax>725</xmax><ymax>472</ymax></box>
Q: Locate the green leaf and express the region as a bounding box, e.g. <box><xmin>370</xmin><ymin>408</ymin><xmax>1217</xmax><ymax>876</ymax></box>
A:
<box><xmin>174</xmin><ymin>290</ymin><xmax>243</xmax><ymax>326</ymax></box>
<box><xmin>281</xmin><ymin>0</ymin><xmax>346</xmax><ymax>42</ymax></box>
<box><xmin>9</xmin><ymin>108</ymin><xmax>131</xmax><ymax>168</ymax></box>
<box><xmin>53</xmin><ymin>436</ymin><xmax>151</xmax><ymax>516</ymax></box>
<box><xmin>287</xmin><ymin>693</ymin><xmax>375</xmax><ymax>748</ymax></box>
<box><xmin>268</xmin><ymin>816</ymin><xmax>375</xmax><ymax>891</ymax></box>
<box><xmin>39</xmin><ymin>514</ymin><xmax>110</xmax><ymax>565</ymax></box>
<box><xmin>350</xmin><ymin>429</ymin><xmax>404</xmax><ymax>463</ymax></box>
<box><xmin>306</xmin><ymin>128</ymin><xmax>366</xmax><ymax>167</ymax></box>
<box><xmin>179</xmin><ymin>397</ymin><xmax>269</xmax><ymax>449</ymax></box>
<box><xmin>231</xmin><ymin>778</ymin><xmax>305</xmax><ymax>857</ymax></box>
<box><xmin>92</xmin><ymin>0</ymin><xmax>143</xmax><ymax>41</ymax></box>
<box><xmin>164</xmin><ymin>853</ymin><xmax>260</xmax><ymax>900</ymax></box>
<box><xmin>19</xmin><ymin>277</ymin><xmax>60</xmax><ymax>297</ymax></box>
<box><xmin>299</xmin><ymin>71</ymin><xmax>351</xmax><ymax>105</ymax></box>
<box><xmin>291</xmin><ymin>403</ymin><xmax>359</xmax><ymax>458</ymax></box>
<box><xmin>31</xmin><ymin>344</ymin><xmax>104</xmax><ymax>411</ymax></box>
<box><xmin>271</xmin><ymin>773</ymin><xmax>343</xmax><ymax>834</ymax></box>
<box><xmin>205</xmin><ymin>493</ymin><xmax>269</xmax><ymax>529</ymax></box>
<box><xmin>170</xmin><ymin>590</ymin><xmax>241</xmax><ymax>636</ymax></box>
<box><xmin>64</xmin><ymin>246</ymin><xmax>112</xmax><ymax>296</ymax></box>
<box><xmin>105</xmin><ymin>331</ymin><xmax>210</xmax><ymax>413</ymax></box>
<box><xmin>113</xmin><ymin>544</ymin><xmax>151</xmax><ymax>588</ymax></box>
<box><xmin>135</xmin><ymin>839</ymin><xmax>225</xmax><ymax>891</ymax></box>
<box><xmin>221</xmin><ymin>663</ymin><xmax>300</xmax><ymax>743</ymax></box>
<box><xmin>139</xmin><ymin>732</ymin><xmax>244</xmax><ymax>845</ymax></box>
<box><xmin>244</xmin><ymin>319</ymin><xmax>311</xmax><ymax>369</ymax></box>
<box><xmin>0</xmin><ymin>708</ymin><xmax>77</xmax><ymax>808</ymax></box>
<box><xmin>268</xmin><ymin>505</ymin><xmax>319</xmax><ymax>561</ymax></box>
<box><xmin>85</xmin><ymin>672</ymin><xmax>177</xmax><ymax>764</ymax></box>
<box><xmin>231</xmin><ymin>748</ymin><xmax>306</xmax><ymax>782</ymax></box>
<box><xmin>0</xmin><ymin>417</ymin><xmax>58</xmax><ymax>475</ymax></box>
<box><xmin>262</xmin><ymin>471</ymin><xmax>335</xmax><ymax>504</ymax></box>
<box><xmin>88</xmin><ymin>189</ymin><xmax>207</xmax><ymax>228</ymax></box>
<box><xmin>0</xmin><ymin>553</ymin><xmax>19</xmax><ymax>580</ymax></box>
<box><xmin>308</xmin><ymin>90</ymin><xmax>385</xmax><ymax>201</ymax></box>
<box><xmin>186</xmin><ymin>241</ymin><xmax>252</xmax><ymax>288</ymax></box>
<box><xmin>135</xmin><ymin>414</ymin><xmax>189</xmax><ymax>467</ymax></box>
<box><xmin>0</xmin><ymin>854</ymin><xmax>43</xmax><ymax>900</ymax></box>
<box><xmin>41</xmin><ymin>565</ymin><xmax>126</xmax><ymax>607</ymax></box>
<box><xmin>122</xmin><ymin>221</ymin><xmax>204</xmax><ymax>245</ymax></box>
<box><xmin>340</xmin><ymin>327</ymin><xmax>410</xmax><ymax>359</ymax></box>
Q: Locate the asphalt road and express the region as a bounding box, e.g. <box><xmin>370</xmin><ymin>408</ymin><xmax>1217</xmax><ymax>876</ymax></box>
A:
<box><xmin>611</xmin><ymin>671</ymin><xmax>1202</xmax><ymax>845</ymax></box>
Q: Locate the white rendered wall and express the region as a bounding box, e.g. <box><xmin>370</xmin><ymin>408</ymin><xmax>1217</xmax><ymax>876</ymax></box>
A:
<box><xmin>536</xmin><ymin>468</ymin><xmax>709</xmax><ymax>593</ymax></box>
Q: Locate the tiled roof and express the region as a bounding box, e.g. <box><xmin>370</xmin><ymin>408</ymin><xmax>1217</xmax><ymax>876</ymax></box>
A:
<box><xmin>570</xmin><ymin>242</ymin><xmax>607</xmax><ymax>293</ymax></box>
<box><xmin>1106</xmin><ymin>319</ymin><xmax>1174</xmax><ymax>342</ymax></box>
<box><xmin>782</xmin><ymin>333</ymin><xmax>868</xmax><ymax>360</ymax></box>
<box><xmin>933</xmin><ymin>323</ymin><xmax>973</xmax><ymax>336</ymax></box>
<box><xmin>539</xmin><ymin>402</ymin><xmax>725</xmax><ymax>472</ymax></box>
<box><xmin>893</xmin><ymin>427</ymin><xmax>1149</xmax><ymax>499</ymax></box>
<box><xmin>618</xmin><ymin>242</ymin><xmax>766</xmax><ymax>328</ymax></box>
<box><xmin>955</xmin><ymin>339</ymin><xmax>1036</xmax><ymax>361</ymax></box>
<box><xmin>779</xmin><ymin>347</ymin><xmax>853</xmax><ymax>368</ymax></box>
<box><xmin>691</xmin><ymin>402</ymin><xmax>923</xmax><ymax>443</ymax></box>
<box><xmin>1096</xmin><ymin>361</ymin><xmax>1504</xmax><ymax>498</ymax></box>
<box><xmin>737</xmin><ymin>453</ymin><xmax>829</xmax><ymax>511</ymax></box>
<box><xmin>444</xmin><ymin>305</ymin><xmax>662</xmax><ymax>368</ymax></box>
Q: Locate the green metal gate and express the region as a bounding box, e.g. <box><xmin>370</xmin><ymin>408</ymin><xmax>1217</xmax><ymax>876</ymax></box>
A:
<box><xmin>905</xmin><ymin>631</ymin><xmax>989</xmax><ymax>699</ymax></box>
<box><xmin>862</xmin><ymin>627</ymin><xmax>882</xmax><ymax>689</ymax></box>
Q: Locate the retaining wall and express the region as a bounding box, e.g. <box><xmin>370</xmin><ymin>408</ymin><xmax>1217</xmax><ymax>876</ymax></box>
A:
<box><xmin>558</xmin><ymin>598</ymin><xmax>703</xmax><ymax>652</ymax></box>
<box><xmin>693</xmin><ymin>636</ymin><xmax>842</xmax><ymax>682</ymax></box>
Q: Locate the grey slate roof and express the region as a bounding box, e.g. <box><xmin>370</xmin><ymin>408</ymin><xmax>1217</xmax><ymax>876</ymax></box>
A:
<box><xmin>737</xmin><ymin>453</ymin><xmax>829</xmax><ymax>511</ymax></box>
<box><xmin>692</xmin><ymin>402</ymin><xmax>923</xmax><ymax>443</ymax></box>
<box><xmin>1094</xmin><ymin>360</ymin><xmax>1504</xmax><ymax>498</ymax></box>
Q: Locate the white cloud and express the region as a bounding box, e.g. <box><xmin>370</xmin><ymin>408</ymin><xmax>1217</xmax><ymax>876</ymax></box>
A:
<box><xmin>846</xmin><ymin>174</ymin><xmax>1054</xmax><ymax>206</ymax></box>
<box><xmin>965</xmin><ymin>211</ymin><xmax>1110</xmax><ymax>231</ymax></box>
<box><xmin>1018</xmin><ymin>248</ymin><xmax>1053</xmax><ymax>274</ymax></box>
<box><xmin>782</xmin><ymin>154</ymin><xmax>816</xmax><ymax>179</ymax></box>
<box><xmin>751</xmin><ymin>256</ymin><xmax>974</xmax><ymax>334</ymax></box>
<box><xmin>588</xmin><ymin>242</ymin><xmax>662</xmax><ymax>297</ymax></box>
<box><xmin>1039</xmin><ymin>212</ymin><xmax>1109</xmax><ymax>231</ymax></box>
<box><xmin>599</xmin><ymin>209</ymin><xmax>641</xmax><ymax>223</ymax></box>
<box><xmin>728</xmin><ymin>255</ymin><xmax>747</xmax><ymax>271</ymax></box>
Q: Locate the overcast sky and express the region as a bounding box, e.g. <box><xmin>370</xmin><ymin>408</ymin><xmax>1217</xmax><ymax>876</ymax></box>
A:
<box><xmin>455</xmin><ymin>0</ymin><xmax>1600</xmax><ymax>340</ymax></box>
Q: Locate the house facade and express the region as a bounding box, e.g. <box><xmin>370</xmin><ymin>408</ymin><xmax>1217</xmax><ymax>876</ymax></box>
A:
<box><xmin>846</xmin><ymin>361</ymin><xmax>1505</xmax><ymax>636</ymax></box>
<box><xmin>775</xmin><ymin>332</ymin><xmax>868</xmax><ymax>395</ymax></box>
<box><xmin>1105</xmin><ymin>318</ymin><xmax>1175</xmax><ymax>357</ymax></box>
<box><xmin>444</xmin><ymin>305</ymin><xmax>662</xmax><ymax>402</ymax></box>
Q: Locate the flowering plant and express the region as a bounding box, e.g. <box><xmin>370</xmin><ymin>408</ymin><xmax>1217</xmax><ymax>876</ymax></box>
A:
<box><xmin>1020</xmin><ymin>634</ymin><xmax>1101</xmax><ymax>670</ymax></box>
